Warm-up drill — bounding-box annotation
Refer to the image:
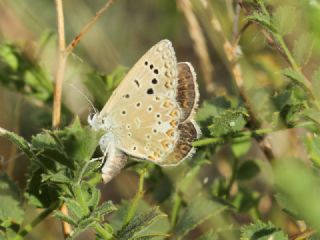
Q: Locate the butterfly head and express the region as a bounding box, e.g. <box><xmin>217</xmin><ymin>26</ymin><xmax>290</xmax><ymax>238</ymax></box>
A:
<box><xmin>88</xmin><ymin>112</ymin><xmax>102</xmax><ymax>130</ymax></box>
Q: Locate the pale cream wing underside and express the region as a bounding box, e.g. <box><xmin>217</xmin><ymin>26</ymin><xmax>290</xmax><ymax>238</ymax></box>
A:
<box><xmin>100</xmin><ymin>39</ymin><xmax>182</xmax><ymax>163</ymax></box>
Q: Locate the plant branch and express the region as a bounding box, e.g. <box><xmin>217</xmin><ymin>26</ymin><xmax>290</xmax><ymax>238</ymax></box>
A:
<box><xmin>124</xmin><ymin>169</ymin><xmax>145</xmax><ymax>224</ymax></box>
<box><xmin>65</xmin><ymin>0</ymin><xmax>116</xmax><ymax>54</ymax></box>
<box><xmin>52</xmin><ymin>0</ymin><xmax>71</xmax><ymax>237</ymax></box>
<box><xmin>193</xmin><ymin>127</ymin><xmax>274</xmax><ymax>147</ymax></box>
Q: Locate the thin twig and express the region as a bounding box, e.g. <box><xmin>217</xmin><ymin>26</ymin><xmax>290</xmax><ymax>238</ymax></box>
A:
<box><xmin>65</xmin><ymin>0</ymin><xmax>116</xmax><ymax>54</ymax></box>
<box><xmin>177</xmin><ymin>0</ymin><xmax>215</xmax><ymax>96</ymax></box>
<box><xmin>52</xmin><ymin>0</ymin><xmax>67</xmax><ymax>128</ymax></box>
<box><xmin>53</xmin><ymin>0</ymin><xmax>71</xmax><ymax>235</ymax></box>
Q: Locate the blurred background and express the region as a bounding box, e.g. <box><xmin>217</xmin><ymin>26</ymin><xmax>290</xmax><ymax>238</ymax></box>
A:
<box><xmin>1</xmin><ymin>0</ymin><xmax>320</xmax><ymax>239</ymax></box>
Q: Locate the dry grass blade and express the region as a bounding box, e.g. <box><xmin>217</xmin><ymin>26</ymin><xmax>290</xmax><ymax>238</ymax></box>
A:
<box><xmin>178</xmin><ymin>0</ymin><xmax>215</xmax><ymax>96</ymax></box>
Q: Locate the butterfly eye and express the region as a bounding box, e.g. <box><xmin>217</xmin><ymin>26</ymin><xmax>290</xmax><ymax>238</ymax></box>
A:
<box><xmin>89</xmin><ymin>112</ymin><xmax>95</xmax><ymax>121</ymax></box>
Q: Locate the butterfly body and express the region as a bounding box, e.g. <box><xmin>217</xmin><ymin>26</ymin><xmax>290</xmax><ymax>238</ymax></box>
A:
<box><xmin>88</xmin><ymin>40</ymin><xmax>200</xmax><ymax>183</ymax></box>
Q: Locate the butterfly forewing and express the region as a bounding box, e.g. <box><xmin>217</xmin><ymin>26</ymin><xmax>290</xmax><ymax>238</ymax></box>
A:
<box><xmin>99</xmin><ymin>40</ymin><xmax>183</xmax><ymax>163</ymax></box>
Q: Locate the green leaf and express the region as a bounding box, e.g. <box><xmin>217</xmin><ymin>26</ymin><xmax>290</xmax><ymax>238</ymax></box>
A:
<box><xmin>312</xmin><ymin>68</ymin><xmax>320</xmax><ymax>100</ymax></box>
<box><xmin>63</xmin><ymin>197</ymin><xmax>86</xmax><ymax>220</ymax></box>
<box><xmin>304</xmin><ymin>135</ymin><xmax>320</xmax><ymax>167</ymax></box>
<box><xmin>54</xmin><ymin>210</ymin><xmax>77</xmax><ymax>226</ymax></box>
<box><xmin>237</xmin><ymin>160</ymin><xmax>261</xmax><ymax>180</ymax></box>
<box><xmin>281</xmin><ymin>68</ymin><xmax>307</xmax><ymax>87</ymax></box>
<box><xmin>25</xmin><ymin>118</ymin><xmax>103</xmax><ymax>208</ymax></box>
<box><xmin>0</xmin><ymin>43</ymin><xmax>53</xmax><ymax>102</ymax></box>
<box><xmin>173</xmin><ymin>195</ymin><xmax>226</xmax><ymax>238</ymax></box>
<box><xmin>273</xmin><ymin>6</ymin><xmax>297</xmax><ymax>35</ymax></box>
<box><xmin>293</xmin><ymin>33</ymin><xmax>314</xmax><ymax>66</ymax></box>
<box><xmin>240</xmin><ymin>221</ymin><xmax>288</xmax><ymax>240</ymax></box>
<box><xmin>196</xmin><ymin>97</ymin><xmax>231</xmax><ymax>123</ymax></box>
<box><xmin>275</xmin><ymin>158</ymin><xmax>320</xmax><ymax>231</ymax></box>
<box><xmin>0</xmin><ymin>127</ymin><xmax>34</xmax><ymax>159</ymax></box>
<box><xmin>231</xmin><ymin>140</ymin><xmax>252</xmax><ymax>158</ymax></box>
<box><xmin>273</xmin><ymin>82</ymin><xmax>308</xmax><ymax>126</ymax></box>
<box><xmin>247</xmin><ymin>12</ymin><xmax>276</xmax><ymax>33</ymax></box>
<box><xmin>95</xmin><ymin>201</ymin><xmax>117</xmax><ymax>216</ymax></box>
<box><xmin>0</xmin><ymin>173</ymin><xmax>24</xmax><ymax>224</ymax></box>
<box><xmin>208</xmin><ymin>108</ymin><xmax>248</xmax><ymax>137</ymax></box>
<box><xmin>116</xmin><ymin>208</ymin><xmax>165</xmax><ymax>240</ymax></box>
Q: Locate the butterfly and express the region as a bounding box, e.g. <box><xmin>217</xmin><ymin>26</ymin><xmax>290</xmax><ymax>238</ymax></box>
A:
<box><xmin>88</xmin><ymin>39</ymin><xmax>201</xmax><ymax>183</ymax></box>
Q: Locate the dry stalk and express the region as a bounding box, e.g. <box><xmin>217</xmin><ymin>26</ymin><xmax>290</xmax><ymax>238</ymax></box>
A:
<box><xmin>52</xmin><ymin>0</ymin><xmax>116</xmax><ymax>237</ymax></box>
<box><xmin>177</xmin><ymin>0</ymin><xmax>215</xmax><ymax>96</ymax></box>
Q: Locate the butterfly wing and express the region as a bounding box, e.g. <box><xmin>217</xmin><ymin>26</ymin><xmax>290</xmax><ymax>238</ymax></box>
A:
<box><xmin>100</xmin><ymin>40</ymin><xmax>182</xmax><ymax>163</ymax></box>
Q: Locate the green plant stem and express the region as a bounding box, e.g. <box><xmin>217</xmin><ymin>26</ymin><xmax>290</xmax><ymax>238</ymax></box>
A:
<box><xmin>170</xmin><ymin>193</ymin><xmax>182</xmax><ymax>227</ymax></box>
<box><xmin>94</xmin><ymin>224</ymin><xmax>114</xmax><ymax>240</ymax></box>
<box><xmin>124</xmin><ymin>169</ymin><xmax>145</xmax><ymax>224</ymax></box>
<box><xmin>14</xmin><ymin>202</ymin><xmax>58</xmax><ymax>240</ymax></box>
<box><xmin>225</xmin><ymin>157</ymin><xmax>238</xmax><ymax>198</ymax></box>
<box><xmin>192</xmin><ymin>128</ymin><xmax>274</xmax><ymax>147</ymax></box>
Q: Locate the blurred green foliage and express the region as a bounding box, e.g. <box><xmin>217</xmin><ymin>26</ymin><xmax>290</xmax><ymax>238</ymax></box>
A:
<box><xmin>1</xmin><ymin>0</ymin><xmax>320</xmax><ymax>239</ymax></box>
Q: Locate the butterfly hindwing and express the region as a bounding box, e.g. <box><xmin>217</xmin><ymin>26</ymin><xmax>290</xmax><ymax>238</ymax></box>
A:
<box><xmin>176</xmin><ymin>62</ymin><xmax>199</xmax><ymax>122</ymax></box>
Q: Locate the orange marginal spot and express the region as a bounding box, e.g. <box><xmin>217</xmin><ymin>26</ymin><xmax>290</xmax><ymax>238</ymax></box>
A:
<box><xmin>162</xmin><ymin>100</ymin><xmax>174</xmax><ymax>108</ymax></box>
<box><xmin>166</xmin><ymin>129</ymin><xmax>175</xmax><ymax>137</ymax></box>
<box><xmin>169</xmin><ymin>110</ymin><xmax>179</xmax><ymax>117</ymax></box>
<box><xmin>164</xmin><ymin>80</ymin><xmax>173</xmax><ymax>88</ymax></box>
<box><xmin>160</xmin><ymin>140</ymin><xmax>170</xmax><ymax>149</ymax></box>
<box><xmin>169</xmin><ymin>120</ymin><xmax>178</xmax><ymax>127</ymax></box>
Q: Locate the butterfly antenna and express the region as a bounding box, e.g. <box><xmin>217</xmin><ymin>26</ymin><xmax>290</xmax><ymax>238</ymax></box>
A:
<box><xmin>69</xmin><ymin>83</ymin><xmax>98</xmax><ymax>114</ymax></box>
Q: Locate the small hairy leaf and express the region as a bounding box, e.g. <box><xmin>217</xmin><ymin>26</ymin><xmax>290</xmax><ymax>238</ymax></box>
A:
<box><xmin>196</xmin><ymin>97</ymin><xmax>231</xmax><ymax>123</ymax></box>
<box><xmin>54</xmin><ymin>210</ymin><xmax>77</xmax><ymax>226</ymax></box>
<box><xmin>116</xmin><ymin>208</ymin><xmax>165</xmax><ymax>240</ymax></box>
<box><xmin>0</xmin><ymin>127</ymin><xmax>34</xmax><ymax>159</ymax></box>
<box><xmin>240</xmin><ymin>221</ymin><xmax>287</xmax><ymax>240</ymax></box>
<box><xmin>173</xmin><ymin>195</ymin><xmax>226</xmax><ymax>238</ymax></box>
<box><xmin>281</xmin><ymin>68</ymin><xmax>307</xmax><ymax>87</ymax></box>
<box><xmin>26</xmin><ymin>118</ymin><xmax>103</xmax><ymax>208</ymax></box>
<box><xmin>95</xmin><ymin>201</ymin><xmax>117</xmax><ymax>216</ymax></box>
<box><xmin>247</xmin><ymin>12</ymin><xmax>276</xmax><ymax>33</ymax></box>
<box><xmin>208</xmin><ymin>108</ymin><xmax>248</xmax><ymax>137</ymax></box>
